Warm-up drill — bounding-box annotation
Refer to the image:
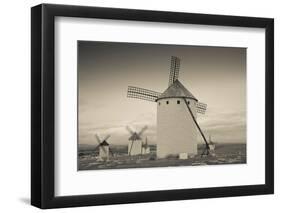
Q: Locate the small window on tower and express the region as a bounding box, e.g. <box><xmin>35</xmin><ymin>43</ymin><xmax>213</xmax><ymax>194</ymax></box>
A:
<box><xmin>166</xmin><ymin>101</ymin><xmax>169</xmax><ymax>104</ymax></box>
<box><xmin>158</xmin><ymin>102</ymin><xmax>161</xmax><ymax>106</ymax></box>
<box><xmin>187</xmin><ymin>101</ymin><xmax>190</xmax><ymax>105</ymax></box>
<box><xmin>177</xmin><ymin>100</ymin><xmax>180</xmax><ymax>104</ymax></box>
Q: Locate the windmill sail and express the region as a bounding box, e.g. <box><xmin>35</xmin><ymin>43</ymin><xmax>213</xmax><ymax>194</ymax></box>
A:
<box><xmin>103</xmin><ymin>134</ymin><xmax>111</xmax><ymax>141</ymax></box>
<box><xmin>138</xmin><ymin>125</ymin><xmax>148</xmax><ymax>136</ymax></box>
<box><xmin>127</xmin><ymin>86</ymin><xmax>161</xmax><ymax>102</ymax></box>
<box><xmin>126</xmin><ymin>126</ymin><xmax>134</xmax><ymax>135</ymax></box>
<box><xmin>196</xmin><ymin>102</ymin><xmax>207</xmax><ymax>114</ymax></box>
<box><xmin>169</xmin><ymin>56</ymin><xmax>180</xmax><ymax>86</ymax></box>
<box><xmin>95</xmin><ymin>134</ymin><xmax>101</xmax><ymax>143</ymax></box>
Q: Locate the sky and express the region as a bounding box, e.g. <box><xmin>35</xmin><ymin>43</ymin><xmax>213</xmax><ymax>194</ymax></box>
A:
<box><xmin>78</xmin><ymin>41</ymin><xmax>246</xmax><ymax>146</ymax></box>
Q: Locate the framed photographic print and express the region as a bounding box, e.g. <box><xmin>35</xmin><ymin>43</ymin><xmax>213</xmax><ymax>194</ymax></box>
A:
<box><xmin>31</xmin><ymin>4</ymin><xmax>274</xmax><ymax>209</ymax></box>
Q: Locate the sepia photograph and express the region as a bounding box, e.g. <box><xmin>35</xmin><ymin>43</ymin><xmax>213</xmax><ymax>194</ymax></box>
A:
<box><xmin>78</xmin><ymin>41</ymin><xmax>247</xmax><ymax>170</ymax></box>
<box><xmin>30</xmin><ymin>3</ymin><xmax>274</xmax><ymax>209</ymax></box>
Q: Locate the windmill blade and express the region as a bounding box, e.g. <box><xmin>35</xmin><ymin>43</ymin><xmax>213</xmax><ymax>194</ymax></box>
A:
<box><xmin>127</xmin><ymin>86</ymin><xmax>161</xmax><ymax>102</ymax></box>
<box><xmin>196</xmin><ymin>102</ymin><xmax>207</xmax><ymax>114</ymax></box>
<box><xmin>138</xmin><ymin>125</ymin><xmax>148</xmax><ymax>136</ymax></box>
<box><xmin>126</xmin><ymin>126</ymin><xmax>135</xmax><ymax>135</ymax></box>
<box><xmin>169</xmin><ymin>56</ymin><xmax>180</xmax><ymax>86</ymax></box>
<box><xmin>95</xmin><ymin>134</ymin><xmax>102</xmax><ymax>144</ymax></box>
<box><xmin>103</xmin><ymin>134</ymin><xmax>111</xmax><ymax>142</ymax></box>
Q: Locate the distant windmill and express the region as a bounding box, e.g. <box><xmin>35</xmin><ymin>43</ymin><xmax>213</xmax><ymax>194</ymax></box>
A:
<box><xmin>141</xmin><ymin>136</ymin><xmax>150</xmax><ymax>155</ymax></box>
<box><xmin>126</xmin><ymin>125</ymin><xmax>148</xmax><ymax>156</ymax></box>
<box><xmin>127</xmin><ymin>56</ymin><xmax>209</xmax><ymax>158</ymax></box>
<box><xmin>208</xmin><ymin>135</ymin><xmax>216</xmax><ymax>151</ymax></box>
<box><xmin>93</xmin><ymin>134</ymin><xmax>113</xmax><ymax>161</ymax></box>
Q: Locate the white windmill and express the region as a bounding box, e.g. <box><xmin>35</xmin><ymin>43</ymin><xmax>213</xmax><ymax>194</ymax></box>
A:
<box><xmin>127</xmin><ymin>56</ymin><xmax>209</xmax><ymax>158</ymax></box>
<box><xmin>93</xmin><ymin>134</ymin><xmax>113</xmax><ymax>161</ymax></box>
<box><xmin>208</xmin><ymin>135</ymin><xmax>216</xmax><ymax>151</ymax></box>
<box><xmin>141</xmin><ymin>136</ymin><xmax>150</xmax><ymax>155</ymax></box>
<box><xmin>126</xmin><ymin>125</ymin><xmax>148</xmax><ymax>156</ymax></box>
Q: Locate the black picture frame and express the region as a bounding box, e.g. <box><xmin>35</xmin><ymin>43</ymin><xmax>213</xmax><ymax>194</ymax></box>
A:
<box><xmin>31</xmin><ymin>3</ymin><xmax>274</xmax><ymax>209</ymax></box>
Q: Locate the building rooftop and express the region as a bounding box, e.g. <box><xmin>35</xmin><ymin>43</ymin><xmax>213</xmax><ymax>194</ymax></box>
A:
<box><xmin>128</xmin><ymin>133</ymin><xmax>142</xmax><ymax>141</ymax></box>
<box><xmin>100</xmin><ymin>141</ymin><xmax>109</xmax><ymax>146</ymax></box>
<box><xmin>157</xmin><ymin>80</ymin><xmax>197</xmax><ymax>101</ymax></box>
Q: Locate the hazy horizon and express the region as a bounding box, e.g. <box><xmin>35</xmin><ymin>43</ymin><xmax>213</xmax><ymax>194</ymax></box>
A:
<box><xmin>78</xmin><ymin>41</ymin><xmax>246</xmax><ymax>146</ymax></box>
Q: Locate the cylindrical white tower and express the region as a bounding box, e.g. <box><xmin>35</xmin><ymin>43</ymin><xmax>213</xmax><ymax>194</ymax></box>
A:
<box><xmin>99</xmin><ymin>143</ymin><xmax>109</xmax><ymax>160</ymax></box>
<box><xmin>128</xmin><ymin>140</ymin><xmax>142</xmax><ymax>155</ymax></box>
<box><xmin>156</xmin><ymin>80</ymin><xmax>198</xmax><ymax>158</ymax></box>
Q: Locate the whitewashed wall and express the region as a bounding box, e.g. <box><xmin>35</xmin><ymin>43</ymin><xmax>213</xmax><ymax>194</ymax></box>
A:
<box><xmin>128</xmin><ymin>140</ymin><xmax>143</xmax><ymax>155</ymax></box>
<box><xmin>157</xmin><ymin>98</ymin><xmax>197</xmax><ymax>158</ymax></box>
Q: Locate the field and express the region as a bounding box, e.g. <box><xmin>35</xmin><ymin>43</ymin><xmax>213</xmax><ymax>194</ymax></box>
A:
<box><xmin>78</xmin><ymin>143</ymin><xmax>246</xmax><ymax>171</ymax></box>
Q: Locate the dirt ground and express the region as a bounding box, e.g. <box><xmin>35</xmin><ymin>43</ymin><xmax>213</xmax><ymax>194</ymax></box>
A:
<box><xmin>78</xmin><ymin>143</ymin><xmax>246</xmax><ymax>171</ymax></box>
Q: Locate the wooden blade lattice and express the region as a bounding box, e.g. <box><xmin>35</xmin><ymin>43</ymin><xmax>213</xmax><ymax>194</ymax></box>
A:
<box><xmin>196</xmin><ymin>102</ymin><xmax>207</xmax><ymax>114</ymax></box>
<box><xmin>169</xmin><ymin>56</ymin><xmax>180</xmax><ymax>86</ymax></box>
<box><xmin>138</xmin><ymin>125</ymin><xmax>148</xmax><ymax>136</ymax></box>
<box><xmin>127</xmin><ymin>86</ymin><xmax>161</xmax><ymax>102</ymax></box>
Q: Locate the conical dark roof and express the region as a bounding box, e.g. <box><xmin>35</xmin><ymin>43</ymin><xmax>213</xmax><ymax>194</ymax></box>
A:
<box><xmin>128</xmin><ymin>133</ymin><xmax>142</xmax><ymax>141</ymax></box>
<box><xmin>157</xmin><ymin>80</ymin><xmax>197</xmax><ymax>100</ymax></box>
<box><xmin>100</xmin><ymin>140</ymin><xmax>109</xmax><ymax>146</ymax></box>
